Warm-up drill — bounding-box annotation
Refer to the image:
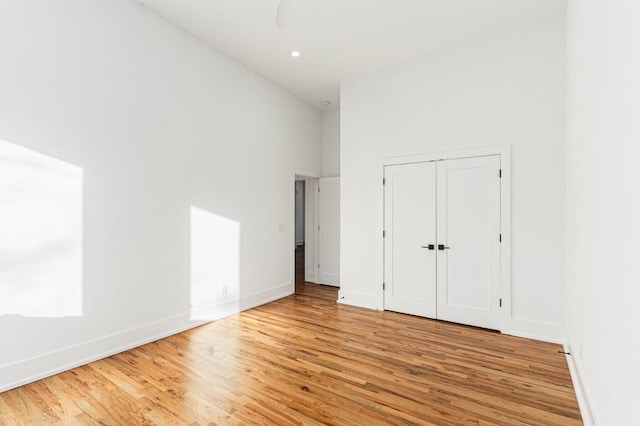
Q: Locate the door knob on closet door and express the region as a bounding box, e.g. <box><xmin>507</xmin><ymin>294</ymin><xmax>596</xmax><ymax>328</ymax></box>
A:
<box><xmin>438</xmin><ymin>244</ymin><xmax>450</xmax><ymax>250</ymax></box>
<box><xmin>421</xmin><ymin>244</ymin><xmax>435</xmax><ymax>250</ymax></box>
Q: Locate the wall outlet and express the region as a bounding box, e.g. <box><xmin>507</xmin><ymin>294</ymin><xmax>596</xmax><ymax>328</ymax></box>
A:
<box><xmin>221</xmin><ymin>284</ymin><xmax>228</xmax><ymax>296</ymax></box>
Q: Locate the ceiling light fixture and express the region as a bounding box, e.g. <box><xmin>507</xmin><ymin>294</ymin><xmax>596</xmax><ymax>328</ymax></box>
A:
<box><xmin>290</xmin><ymin>50</ymin><xmax>301</xmax><ymax>58</ymax></box>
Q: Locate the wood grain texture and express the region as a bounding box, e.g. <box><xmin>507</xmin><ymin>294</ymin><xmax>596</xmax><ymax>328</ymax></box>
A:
<box><xmin>0</xmin><ymin>270</ymin><xmax>582</xmax><ymax>424</ymax></box>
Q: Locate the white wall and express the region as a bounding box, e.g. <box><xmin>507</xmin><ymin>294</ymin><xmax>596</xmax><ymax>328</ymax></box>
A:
<box><xmin>321</xmin><ymin>108</ymin><xmax>340</xmax><ymax>177</ymax></box>
<box><xmin>340</xmin><ymin>17</ymin><xmax>566</xmax><ymax>341</ymax></box>
<box><xmin>566</xmin><ymin>1</ymin><xmax>640</xmax><ymax>424</ymax></box>
<box><xmin>0</xmin><ymin>0</ymin><xmax>321</xmax><ymax>390</ymax></box>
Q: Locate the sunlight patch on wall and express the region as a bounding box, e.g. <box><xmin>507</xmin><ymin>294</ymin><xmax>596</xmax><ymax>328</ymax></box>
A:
<box><xmin>190</xmin><ymin>206</ymin><xmax>241</xmax><ymax>321</ymax></box>
<box><xmin>0</xmin><ymin>140</ymin><xmax>83</xmax><ymax>318</ymax></box>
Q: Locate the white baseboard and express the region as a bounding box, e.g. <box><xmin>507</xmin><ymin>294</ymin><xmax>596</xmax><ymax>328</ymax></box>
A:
<box><xmin>190</xmin><ymin>298</ymin><xmax>242</xmax><ymax>322</ymax></box>
<box><xmin>336</xmin><ymin>292</ymin><xmax>565</xmax><ymax>346</ymax></box>
<box><xmin>502</xmin><ymin>318</ymin><xmax>565</xmax><ymax>344</ymax></box>
<box><xmin>240</xmin><ymin>283</ymin><xmax>293</xmax><ymax>311</ymax></box>
<box><xmin>337</xmin><ymin>289</ymin><xmax>381</xmax><ymax>310</ymax></box>
<box><xmin>0</xmin><ymin>283</ymin><xmax>292</xmax><ymax>393</ymax></box>
<box><xmin>0</xmin><ymin>313</ymin><xmax>204</xmax><ymax>393</ymax></box>
<box><xmin>564</xmin><ymin>341</ymin><xmax>598</xmax><ymax>425</ymax></box>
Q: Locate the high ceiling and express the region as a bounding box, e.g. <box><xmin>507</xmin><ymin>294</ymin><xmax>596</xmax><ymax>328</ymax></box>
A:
<box><xmin>136</xmin><ymin>0</ymin><xmax>565</xmax><ymax>110</ymax></box>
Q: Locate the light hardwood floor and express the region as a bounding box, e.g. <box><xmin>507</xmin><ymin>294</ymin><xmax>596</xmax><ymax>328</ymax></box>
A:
<box><xmin>0</xmin><ymin>269</ymin><xmax>582</xmax><ymax>424</ymax></box>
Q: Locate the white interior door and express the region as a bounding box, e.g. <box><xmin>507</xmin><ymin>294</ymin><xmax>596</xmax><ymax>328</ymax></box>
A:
<box><xmin>436</xmin><ymin>156</ymin><xmax>501</xmax><ymax>330</ymax></box>
<box><xmin>384</xmin><ymin>162</ymin><xmax>437</xmax><ymax>318</ymax></box>
<box><xmin>304</xmin><ymin>178</ymin><xmax>319</xmax><ymax>283</ymax></box>
<box><xmin>318</xmin><ymin>177</ymin><xmax>340</xmax><ymax>286</ymax></box>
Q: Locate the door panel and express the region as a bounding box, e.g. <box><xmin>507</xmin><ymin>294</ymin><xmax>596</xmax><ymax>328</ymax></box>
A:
<box><xmin>384</xmin><ymin>162</ymin><xmax>437</xmax><ymax>318</ymax></box>
<box><xmin>318</xmin><ymin>177</ymin><xmax>340</xmax><ymax>286</ymax></box>
<box><xmin>436</xmin><ymin>156</ymin><xmax>501</xmax><ymax>330</ymax></box>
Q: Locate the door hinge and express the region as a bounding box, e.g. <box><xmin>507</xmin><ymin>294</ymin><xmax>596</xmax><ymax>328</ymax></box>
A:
<box><xmin>383</xmin><ymin>177</ymin><xmax>386</xmax><ymax>185</ymax></box>
<box><xmin>499</xmin><ymin>169</ymin><xmax>502</xmax><ymax>178</ymax></box>
<box><xmin>499</xmin><ymin>298</ymin><xmax>502</xmax><ymax>307</ymax></box>
<box><xmin>383</xmin><ymin>283</ymin><xmax>386</xmax><ymax>290</ymax></box>
<box><xmin>318</xmin><ymin>187</ymin><xmax>320</xmax><ymax>192</ymax></box>
<box><xmin>318</xmin><ymin>225</ymin><xmax>320</xmax><ymax>230</ymax></box>
<box><xmin>383</xmin><ymin>230</ymin><xmax>386</xmax><ymax>238</ymax></box>
<box><xmin>499</xmin><ymin>234</ymin><xmax>502</xmax><ymax>242</ymax></box>
<box><xmin>318</xmin><ymin>264</ymin><xmax>320</xmax><ymax>269</ymax></box>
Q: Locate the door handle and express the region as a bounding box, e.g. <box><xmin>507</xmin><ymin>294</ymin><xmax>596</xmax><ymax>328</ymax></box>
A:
<box><xmin>421</xmin><ymin>244</ymin><xmax>435</xmax><ymax>250</ymax></box>
<box><xmin>438</xmin><ymin>244</ymin><xmax>450</xmax><ymax>250</ymax></box>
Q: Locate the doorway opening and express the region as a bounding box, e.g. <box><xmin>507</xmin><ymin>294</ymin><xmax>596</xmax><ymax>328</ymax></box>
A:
<box><xmin>292</xmin><ymin>174</ymin><xmax>341</xmax><ymax>295</ymax></box>
<box><xmin>293</xmin><ymin>175</ymin><xmax>319</xmax><ymax>294</ymax></box>
<box><xmin>295</xmin><ymin>179</ymin><xmax>306</xmax><ymax>287</ymax></box>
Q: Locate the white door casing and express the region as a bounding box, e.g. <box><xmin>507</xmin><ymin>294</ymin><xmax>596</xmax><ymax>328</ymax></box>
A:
<box><xmin>292</xmin><ymin>174</ymin><xmax>319</xmax><ymax>286</ymax></box>
<box><xmin>305</xmin><ymin>178</ymin><xmax>319</xmax><ymax>283</ymax></box>
<box><xmin>295</xmin><ymin>180</ymin><xmax>305</xmax><ymax>246</ymax></box>
<box><xmin>383</xmin><ymin>162</ymin><xmax>437</xmax><ymax>318</ymax></box>
<box><xmin>319</xmin><ymin>177</ymin><xmax>340</xmax><ymax>286</ymax></box>
<box><xmin>436</xmin><ymin>156</ymin><xmax>501</xmax><ymax>330</ymax></box>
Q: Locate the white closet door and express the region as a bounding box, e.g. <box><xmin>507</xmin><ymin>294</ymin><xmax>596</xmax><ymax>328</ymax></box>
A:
<box><xmin>318</xmin><ymin>177</ymin><xmax>340</xmax><ymax>286</ymax></box>
<box><xmin>384</xmin><ymin>162</ymin><xmax>437</xmax><ymax>318</ymax></box>
<box><xmin>436</xmin><ymin>156</ymin><xmax>501</xmax><ymax>330</ymax></box>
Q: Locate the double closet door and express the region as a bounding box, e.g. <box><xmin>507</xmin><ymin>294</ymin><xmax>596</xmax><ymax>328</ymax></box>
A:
<box><xmin>383</xmin><ymin>155</ymin><xmax>501</xmax><ymax>330</ymax></box>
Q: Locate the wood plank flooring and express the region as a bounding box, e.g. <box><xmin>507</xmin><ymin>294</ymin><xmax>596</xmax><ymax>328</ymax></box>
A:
<box><xmin>0</xmin><ymin>275</ymin><xmax>581</xmax><ymax>424</ymax></box>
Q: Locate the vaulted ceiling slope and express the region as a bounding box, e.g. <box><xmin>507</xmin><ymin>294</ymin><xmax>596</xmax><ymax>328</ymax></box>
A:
<box><xmin>135</xmin><ymin>0</ymin><xmax>566</xmax><ymax>110</ymax></box>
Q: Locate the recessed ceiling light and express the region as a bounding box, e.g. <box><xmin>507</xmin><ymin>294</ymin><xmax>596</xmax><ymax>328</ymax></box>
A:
<box><xmin>320</xmin><ymin>100</ymin><xmax>331</xmax><ymax>106</ymax></box>
<box><xmin>290</xmin><ymin>50</ymin><xmax>301</xmax><ymax>58</ymax></box>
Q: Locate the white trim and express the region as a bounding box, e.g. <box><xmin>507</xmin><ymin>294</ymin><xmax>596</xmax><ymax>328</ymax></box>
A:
<box><xmin>498</xmin><ymin>148</ymin><xmax>513</xmax><ymax>333</ymax></box>
<box><xmin>502</xmin><ymin>319</ymin><xmax>565</xmax><ymax>344</ymax></box>
<box><xmin>378</xmin><ymin>144</ymin><xmax>513</xmax><ymax>167</ymax></box>
<box><xmin>0</xmin><ymin>283</ymin><xmax>292</xmax><ymax>393</ymax></box>
<box><xmin>337</xmin><ymin>289</ymin><xmax>381</xmax><ymax>310</ymax></box>
<box><xmin>565</xmin><ymin>339</ymin><xmax>599</xmax><ymax>425</ymax></box>
<box><xmin>375</xmin><ymin>157</ymin><xmax>385</xmax><ymax>311</ymax></box>
<box><xmin>292</xmin><ymin>171</ymin><xmax>321</xmax><ymax>286</ymax></box>
<box><xmin>306</xmin><ymin>178</ymin><xmax>320</xmax><ymax>283</ymax></box>
<box><xmin>240</xmin><ymin>283</ymin><xmax>292</xmax><ymax>311</ymax></box>
<box><xmin>190</xmin><ymin>299</ymin><xmax>242</xmax><ymax>322</ymax></box>
<box><xmin>0</xmin><ymin>314</ymin><xmax>203</xmax><ymax>393</ymax></box>
<box><xmin>373</xmin><ymin>144</ymin><xmax>513</xmax><ymax>333</ymax></box>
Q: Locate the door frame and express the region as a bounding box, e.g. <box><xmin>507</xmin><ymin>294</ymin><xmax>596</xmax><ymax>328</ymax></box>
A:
<box><xmin>294</xmin><ymin>180</ymin><xmax>306</xmax><ymax>247</ymax></box>
<box><xmin>377</xmin><ymin>144</ymin><xmax>512</xmax><ymax>331</ymax></box>
<box><xmin>318</xmin><ymin>177</ymin><xmax>341</xmax><ymax>287</ymax></box>
<box><xmin>292</xmin><ymin>171</ymin><xmax>320</xmax><ymax>290</ymax></box>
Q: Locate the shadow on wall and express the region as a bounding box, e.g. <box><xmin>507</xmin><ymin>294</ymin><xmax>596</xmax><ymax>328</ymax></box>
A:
<box><xmin>0</xmin><ymin>139</ymin><xmax>83</xmax><ymax>318</ymax></box>
<box><xmin>189</xmin><ymin>206</ymin><xmax>241</xmax><ymax>321</ymax></box>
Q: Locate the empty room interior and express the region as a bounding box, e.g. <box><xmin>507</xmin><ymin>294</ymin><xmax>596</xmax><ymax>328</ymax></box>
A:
<box><xmin>0</xmin><ymin>0</ymin><xmax>638</xmax><ymax>424</ymax></box>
